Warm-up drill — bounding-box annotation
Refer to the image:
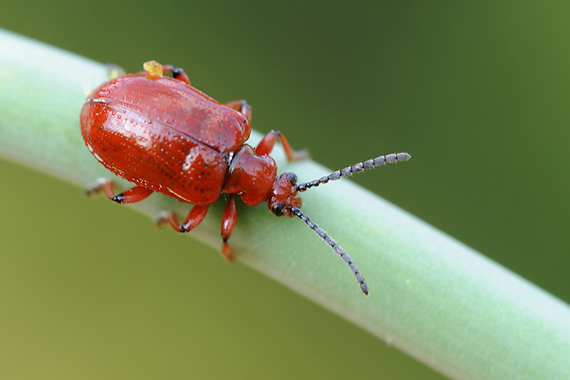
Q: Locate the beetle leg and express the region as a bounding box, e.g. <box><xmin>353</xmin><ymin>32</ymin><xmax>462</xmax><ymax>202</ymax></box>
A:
<box><xmin>86</xmin><ymin>178</ymin><xmax>115</xmax><ymax>198</ymax></box>
<box><xmin>255</xmin><ymin>130</ymin><xmax>309</xmax><ymax>161</ymax></box>
<box><xmin>221</xmin><ymin>194</ymin><xmax>238</xmax><ymax>262</ymax></box>
<box><xmin>112</xmin><ymin>186</ymin><xmax>154</xmax><ymax>204</ymax></box>
<box><xmin>181</xmin><ymin>205</ymin><xmax>210</xmax><ymax>232</ymax></box>
<box><xmin>226</xmin><ymin>100</ymin><xmax>252</xmax><ymax>121</ymax></box>
<box><xmin>162</xmin><ymin>65</ymin><xmax>191</xmax><ymax>85</ymax></box>
<box><xmin>157</xmin><ymin>205</ymin><xmax>210</xmax><ymax>233</ymax></box>
<box><xmin>86</xmin><ymin>179</ymin><xmax>154</xmax><ymax>204</ymax></box>
<box><xmin>156</xmin><ymin>211</ymin><xmax>177</xmax><ymax>230</ymax></box>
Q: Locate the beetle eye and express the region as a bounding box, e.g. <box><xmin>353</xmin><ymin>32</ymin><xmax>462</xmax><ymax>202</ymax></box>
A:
<box><xmin>286</xmin><ymin>172</ymin><xmax>297</xmax><ymax>184</ymax></box>
<box><xmin>272</xmin><ymin>204</ymin><xmax>285</xmax><ymax>216</ymax></box>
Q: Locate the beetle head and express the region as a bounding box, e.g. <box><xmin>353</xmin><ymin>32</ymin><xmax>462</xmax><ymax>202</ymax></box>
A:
<box><xmin>267</xmin><ymin>172</ymin><xmax>302</xmax><ymax>217</ymax></box>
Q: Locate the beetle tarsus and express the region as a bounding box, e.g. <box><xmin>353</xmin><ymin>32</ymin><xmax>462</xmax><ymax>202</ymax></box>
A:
<box><xmin>85</xmin><ymin>178</ymin><xmax>113</xmax><ymax>198</ymax></box>
<box><xmin>155</xmin><ymin>211</ymin><xmax>171</xmax><ymax>229</ymax></box>
<box><xmin>222</xmin><ymin>241</ymin><xmax>234</xmax><ymax>262</ymax></box>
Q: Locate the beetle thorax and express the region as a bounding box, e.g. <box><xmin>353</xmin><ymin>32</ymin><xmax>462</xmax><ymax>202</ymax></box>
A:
<box><xmin>222</xmin><ymin>145</ymin><xmax>278</xmax><ymax>206</ymax></box>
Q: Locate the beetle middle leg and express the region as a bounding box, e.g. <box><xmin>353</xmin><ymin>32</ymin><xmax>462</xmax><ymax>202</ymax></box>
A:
<box><xmin>157</xmin><ymin>204</ymin><xmax>210</xmax><ymax>233</ymax></box>
<box><xmin>256</xmin><ymin>130</ymin><xmax>309</xmax><ymax>161</ymax></box>
<box><xmin>226</xmin><ymin>99</ymin><xmax>252</xmax><ymax>121</ymax></box>
<box><xmin>158</xmin><ymin>198</ymin><xmax>236</xmax><ymax>261</ymax></box>
<box><xmin>86</xmin><ymin>178</ymin><xmax>154</xmax><ymax>204</ymax></box>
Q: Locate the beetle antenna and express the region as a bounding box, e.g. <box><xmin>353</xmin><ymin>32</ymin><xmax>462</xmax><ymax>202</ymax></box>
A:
<box><xmin>290</xmin><ymin>206</ymin><xmax>369</xmax><ymax>295</ymax></box>
<box><xmin>297</xmin><ymin>152</ymin><xmax>411</xmax><ymax>192</ymax></box>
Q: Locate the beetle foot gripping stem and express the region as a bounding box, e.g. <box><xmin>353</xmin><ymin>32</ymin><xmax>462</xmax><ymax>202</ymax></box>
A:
<box><xmin>290</xmin><ymin>207</ymin><xmax>369</xmax><ymax>295</ymax></box>
<box><xmin>155</xmin><ymin>211</ymin><xmax>175</xmax><ymax>229</ymax></box>
<box><xmin>222</xmin><ymin>240</ymin><xmax>234</xmax><ymax>262</ymax></box>
<box><xmin>85</xmin><ymin>178</ymin><xmax>114</xmax><ymax>198</ymax></box>
<box><xmin>157</xmin><ymin>209</ymin><xmax>236</xmax><ymax>262</ymax></box>
<box><xmin>156</xmin><ymin>205</ymin><xmax>210</xmax><ymax>234</ymax></box>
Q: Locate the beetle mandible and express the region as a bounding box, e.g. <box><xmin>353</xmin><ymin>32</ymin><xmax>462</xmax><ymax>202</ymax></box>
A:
<box><xmin>80</xmin><ymin>60</ymin><xmax>411</xmax><ymax>295</ymax></box>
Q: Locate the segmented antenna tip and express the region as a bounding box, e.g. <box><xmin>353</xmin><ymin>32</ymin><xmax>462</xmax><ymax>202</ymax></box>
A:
<box><xmin>298</xmin><ymin>152</ymin><xmax>411</xmax><ymax>192</ymax></box>
<box><xmin>290</xmin><ymin>207</ymin><xmax>369</xmax><ymax>295</ymax></box>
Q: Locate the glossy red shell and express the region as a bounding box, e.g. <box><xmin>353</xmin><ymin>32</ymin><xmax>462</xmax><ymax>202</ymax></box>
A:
<box><xmin>80</xmin><ymin>73</ymin><xmax>252</xmax><ymax>205</ymax></box>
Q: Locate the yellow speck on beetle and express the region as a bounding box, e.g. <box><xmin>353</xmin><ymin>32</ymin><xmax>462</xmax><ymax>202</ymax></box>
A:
<box><xmin>144</xmin><ymin>60</ymin><xmax>163</xmax><ymax>76</ymax></box>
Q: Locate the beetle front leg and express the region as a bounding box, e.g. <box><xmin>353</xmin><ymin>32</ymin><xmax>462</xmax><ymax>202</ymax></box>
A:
<box><xmin>221</xmin><ymin>194</ymin><xmax>238</xmax><ymax>261</ymax></box>
<box><xmin>256</xmin><ymin>130</ymin><xmax>309</xmax><ymax>161</ymax></box>
<box><xmin>86</xmin><ymin>178</ymin><xmax>154</xmax><ymax>204</ymax></box>
<box><xmin>226</xmin><ymin>100</ymin><xmax>252</xmax><ymax>121</ymax></box>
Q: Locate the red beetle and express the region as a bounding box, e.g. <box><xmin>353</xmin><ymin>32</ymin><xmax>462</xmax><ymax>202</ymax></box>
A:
<box><xmin>80</xmin><ymin>61</ymin><xmax>410</xmax><ymax>295</ymax></box>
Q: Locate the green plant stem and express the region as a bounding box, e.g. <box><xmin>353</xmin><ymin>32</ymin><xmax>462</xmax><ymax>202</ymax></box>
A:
<box><xmin>1</xmin><ymin>29</ymin><xmax>569</xmax><ymax>380</ymax></box>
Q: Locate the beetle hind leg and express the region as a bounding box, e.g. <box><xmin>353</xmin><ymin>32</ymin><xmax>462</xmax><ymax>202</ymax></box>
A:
<box><xmin>162</xmin><ymin>65</ymin><xmax>191</xmax><ymax>85</ymax></box>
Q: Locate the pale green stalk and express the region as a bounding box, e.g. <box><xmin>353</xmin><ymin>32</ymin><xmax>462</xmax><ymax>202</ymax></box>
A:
<box><xmin>1</xmin><ymin>29</ymin><xmax>569</xmax><ymax>380</ymax></box>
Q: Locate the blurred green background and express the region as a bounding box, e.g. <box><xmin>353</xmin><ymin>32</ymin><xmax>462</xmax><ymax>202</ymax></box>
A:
<box><xmin>1</xmin><ymin>1</ymin><xmax>569</xmax><ymax>379</ymax></box>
